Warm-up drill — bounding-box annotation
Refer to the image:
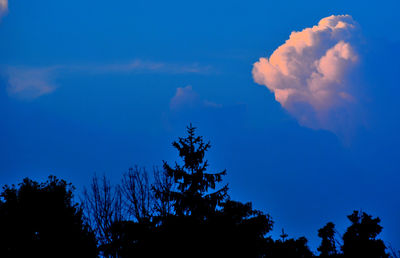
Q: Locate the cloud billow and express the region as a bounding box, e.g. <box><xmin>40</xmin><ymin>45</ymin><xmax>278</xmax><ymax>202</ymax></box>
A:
<box><xmin>252</xmin><ymin>15</ymin><xmax>361</xmax><ymax>134</ymax></box>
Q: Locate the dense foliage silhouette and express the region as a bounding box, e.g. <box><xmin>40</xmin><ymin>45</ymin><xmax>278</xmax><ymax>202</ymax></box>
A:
<box><xmin>341</xmin><ymin>211</ymin><xmax>388</xmax><ymax>258</ymax></box>
<box><xmin>0</xmin><ymin>176</ymin><xmax>97</xmax><ymax>258</ymax></box>
<box><xmin>0</xmin><ymin>125</ymin><xmax>394</xmax><ymax>257</ymax></box>
<box><xmin>264</xmin><ymin>236</ymin><xmax>315</xmax><ymax>258</ymax></box>
<box><xmin>318</xmin><ymin>222</ymin><xmax>339</xmax><ymax>257</ymax></box>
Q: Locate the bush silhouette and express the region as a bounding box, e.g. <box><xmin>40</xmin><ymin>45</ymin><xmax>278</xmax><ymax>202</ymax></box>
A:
<box><xmin>0</xmin><ymin>176</ymin><xmax>97</xmax><ymax>258</ymax></box>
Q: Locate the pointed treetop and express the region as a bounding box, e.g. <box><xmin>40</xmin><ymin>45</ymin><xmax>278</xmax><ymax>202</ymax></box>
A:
<box><xmin>162</xmin><ymin>124</ymin><xmax>228</xmax><ymax>217</ymax></box>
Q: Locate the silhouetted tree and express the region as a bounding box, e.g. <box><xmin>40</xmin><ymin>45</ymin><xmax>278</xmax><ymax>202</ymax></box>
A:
<box><xmin>152</xmin><ymin>167</ymin><xmax>174</xmax><ymax>220</ymax></box>
<box><xmin>150</xmin><ymin>124</ymin><xmax>273</xmax><ymax>257</ymax></box>
<box><xmin>280</xmin><ymin>228</ymin><xmax>289</xmax><ymax>242</ymax></box>
<box><xmin>83</xmin><ymin>174</ymin><xmax>123</xmax><ymax>257</ymax></box>
<box><xmin>121</xmin><ymin>166</ymin><xmax>154</xmax><ymax>223</ymax></box>
<box><xmin>318</xmin><ymin>222</ymin><xmax>339</xmax><ymax>257</ymax></box>
<box><xmin>342</xmin><ymin>210</ymin><xmax>388</xmax><ymax>258</ymax></box>
<box><xmin>0</xmin><ymin>176</ymin><xmax>97</xmax><ymax>258</ymax></box>
<box><xmin>161</xmin><ymin>124</ymin><xmax>228</xmax><ymax>218</ymax></box>
<box><xmin>211</xmin><ymin>200</ymin><xmax>274</xmax><ymax>257</ymax></box>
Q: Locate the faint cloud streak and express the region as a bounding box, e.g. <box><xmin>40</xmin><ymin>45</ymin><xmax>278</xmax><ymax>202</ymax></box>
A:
<box><xmin>73</xmin><ymin>60</ymin><xmax>212</xmax><ymax>75</ymax></box>
<box><xmin>4</xmin><ymin>60</ymin><xmax>212</xmax><ymax>99</ymax></box>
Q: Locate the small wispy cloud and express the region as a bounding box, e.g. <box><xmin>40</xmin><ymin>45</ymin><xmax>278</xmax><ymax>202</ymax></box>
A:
<box><xmin>170</xmin><ymin>85</ymin><xmax>222</xmax><ymax>111</ymax></box>
<box><xmin>5</xmin><ymin>66</ymin><xmax>59</xmax><ymax>99</ymax></box>
<box><xmin>0</xmin><ymin>0</ymin><xmax>7</xmax><ymax>19</ymax></box>
<box><xmin>252</xmin><ymin>15</ymin><xmax>362</xmax><ymax>135</ymax></box>
<box><xmin>170</xmin><ymin>86</ymin><xmax>200</xmax><ymax>110</ymax></box>
<box><xmin>165</xmin><ymin>85</ymin><xmax>242</xmax><ymax>132</ymax></box>
<box><xmin>3</xmin><ymin>60</ymin><xmax>212</xmax><ymax>99</ymax></box>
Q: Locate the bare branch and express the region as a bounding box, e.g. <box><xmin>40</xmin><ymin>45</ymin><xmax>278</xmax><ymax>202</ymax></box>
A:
<box><xmin>82</xmin><ymin>174</ymin><xmax>123</xmax><ymax>248</ymax></box>
<box><xmin>121</xmin><ymin>166</ymin><xmax>154</xmax><ymax>223</ymax></box>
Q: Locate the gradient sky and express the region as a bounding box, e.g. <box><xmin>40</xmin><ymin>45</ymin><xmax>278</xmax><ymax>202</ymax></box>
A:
<box><xmin>1</xmin><ymin>0</ymin><xmax>400</xmax><ymax>252</ymax></box>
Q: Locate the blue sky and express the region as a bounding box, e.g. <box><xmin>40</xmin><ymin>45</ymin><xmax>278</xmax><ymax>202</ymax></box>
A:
<box><xmin>1</xmin><ymin>0</ymin><xmax>400</xmax><ymax>252</ymax></box>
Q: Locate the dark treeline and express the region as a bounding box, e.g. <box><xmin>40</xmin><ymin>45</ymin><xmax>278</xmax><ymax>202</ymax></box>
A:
<box><xmin>0</xmin><ymin>125</ymin><xmax>396</xmax><ymax>258</ymax></box>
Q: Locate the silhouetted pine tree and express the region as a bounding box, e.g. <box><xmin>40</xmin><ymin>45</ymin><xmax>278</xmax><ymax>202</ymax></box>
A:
<box><xmin>162</xmin><ymin>123</ymin><xmax>228</xmax><ymax>218</ymax></box>
<box><xmin>150</xmin><ymin>124</ymin><xmax>274</xmax><ymax>258</ymax></box>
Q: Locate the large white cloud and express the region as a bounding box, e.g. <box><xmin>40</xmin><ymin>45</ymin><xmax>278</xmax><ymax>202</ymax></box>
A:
<box><xmin>253</xmin><ymin>15</ymin><xmax>361</xmax><ymax>133</ymax></box>
<box><xmin>0</xmin><ymin>0</ymin><xmax>8</xmax><ymax>19</ymax></box>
